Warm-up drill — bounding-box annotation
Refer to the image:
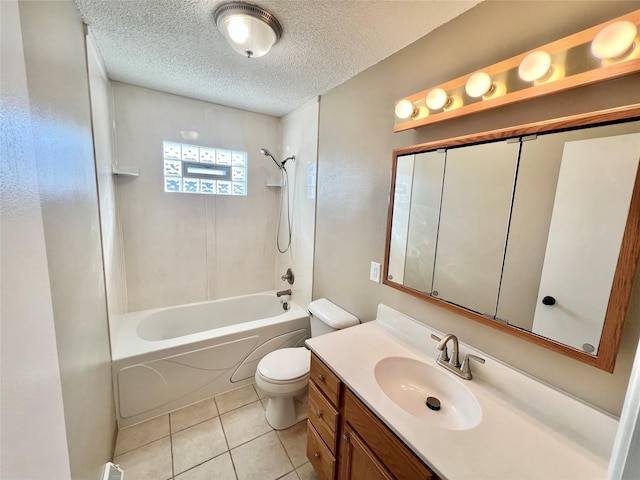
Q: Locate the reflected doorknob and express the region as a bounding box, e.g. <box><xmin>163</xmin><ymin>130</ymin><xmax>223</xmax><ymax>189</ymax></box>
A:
<box><xmin>542</xmin><ymin>296</ymin><xmax>556</xmax><ymax>306</ymax></box>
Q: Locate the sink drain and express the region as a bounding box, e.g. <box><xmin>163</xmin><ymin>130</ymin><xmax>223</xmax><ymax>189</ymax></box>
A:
<box><xmin>426</xmin><ymin>396</ymin><xmax>441</xmax><ymax>411</ymax></box>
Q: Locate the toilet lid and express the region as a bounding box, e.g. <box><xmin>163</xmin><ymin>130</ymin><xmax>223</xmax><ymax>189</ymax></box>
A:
<box><xmin>258</xmin><ymin>347</ymin><xmax>311</xmax><ymax>381</ymax></box>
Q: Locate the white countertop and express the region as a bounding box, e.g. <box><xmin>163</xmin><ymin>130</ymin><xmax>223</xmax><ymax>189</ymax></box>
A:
<box><xmin>306</xmin><ymin>304</ymin><xmax>617</xmax><ymax>480</ymax></box>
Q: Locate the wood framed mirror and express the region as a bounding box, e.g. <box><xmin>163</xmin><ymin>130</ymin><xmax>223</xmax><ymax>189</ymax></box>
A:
<box><xmin>384</xmin><ymin>104</ymin><xmax>640</xmax><ymax>372</ymax></box>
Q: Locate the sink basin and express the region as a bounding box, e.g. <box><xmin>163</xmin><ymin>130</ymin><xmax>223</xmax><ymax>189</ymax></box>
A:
<box><xmin>374</xmin><ymin>356</ymin><xmax>482</xmax><ymax>431</ymax></box>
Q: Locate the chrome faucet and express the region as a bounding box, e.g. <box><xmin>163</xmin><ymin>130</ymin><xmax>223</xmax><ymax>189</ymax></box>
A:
<box><xmin>276</xmin><ymin>289</ymin><xmax>292</xmax><ymax>297</ymax></box>
<box><xmin>431</xmin><ymin>333</ymin><xmax>485</xmax><ymax>380</ymax></box>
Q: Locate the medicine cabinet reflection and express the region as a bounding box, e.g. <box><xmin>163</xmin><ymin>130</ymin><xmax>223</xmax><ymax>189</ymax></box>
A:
<box><xmin>384</xmin><ymin>107</ymin><xmax>640</xmax><ymax>371</ymax></box>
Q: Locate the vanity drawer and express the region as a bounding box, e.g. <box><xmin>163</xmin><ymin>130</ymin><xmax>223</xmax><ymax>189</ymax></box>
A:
<box><xmin>344</xmin><ymin>390</ymin><xmax>438</xmax><ymax>480</ymax></box>
<box><xmin>308</xmin><ymin>381</ymin><xmax>339</xmax><ymax>453</ymax></box>
<box><xmin>307</xmin><ymin>420</ymin><xmax>336</xmax><ymax>480</ymax></box>
<box><xmin>310</xmin><ymin>354</ymin><xmax>341</xmax><ymax>407</ymax></box>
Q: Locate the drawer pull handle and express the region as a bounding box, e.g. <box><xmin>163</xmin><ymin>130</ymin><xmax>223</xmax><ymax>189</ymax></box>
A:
<box><xmin>315</xmin><ymin>410</ymin><xmax>323</xmax><ymax>418</ymax></box>
<box><xmin>314</xmin><ymin>452</ymin><xmax>321</xmax><ymax>459</ymax></box>
<box><xmin>318</xmin><ymin>374</ymin><xmax>325</xmax><ymax>382</ymax></box>
<box><xmin>342</xmin><ymin>434</ymin><xmax>349</xmax><ymax>443</ymax></box>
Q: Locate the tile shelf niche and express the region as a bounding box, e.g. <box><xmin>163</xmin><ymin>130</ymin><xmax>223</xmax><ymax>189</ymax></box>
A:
<box><xmin>112</xmin><ymin>164</ymin><xmax>139</xmax><ymax>177</ymax></box>
<box><xmin>393</xmin><ymin>9</ymin><xmax>640</xmax><ymax>133</ymax></box>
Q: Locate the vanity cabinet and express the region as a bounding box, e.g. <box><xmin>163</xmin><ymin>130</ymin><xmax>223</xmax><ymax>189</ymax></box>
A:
<box><xmin>307</xmin><ymin>354</ymin><xmax>341</xmax><ymax>480</ymax></box>
<box><xmin>307</xmin><ymin>353</ymin><xmax>439</xmax><ymax>480</ymax></box>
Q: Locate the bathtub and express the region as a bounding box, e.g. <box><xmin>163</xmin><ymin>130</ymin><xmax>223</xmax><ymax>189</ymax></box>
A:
<box><xmin>111</xmin><ymin>292</ymin><xmax>310</xmax><ymax>427</ymax></box>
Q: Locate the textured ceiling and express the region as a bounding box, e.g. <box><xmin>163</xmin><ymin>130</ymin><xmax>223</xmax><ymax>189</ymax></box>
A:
<box><xmin>75</xmin><ymin>0</ymin><xmax>481</xmax><ymax>117</ymax></box>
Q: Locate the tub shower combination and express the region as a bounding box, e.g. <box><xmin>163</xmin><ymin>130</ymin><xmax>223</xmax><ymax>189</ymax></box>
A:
<box><xmin>111</xmin><ymin>293</ymin><xmax>310</xmax><ymax>427</ymax></box>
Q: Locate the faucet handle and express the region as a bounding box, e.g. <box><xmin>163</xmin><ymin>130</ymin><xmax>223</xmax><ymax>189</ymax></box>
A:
<box><xmin>461</xmin><ymin>354</ymin><xmax>485</xmax><ymax>379</ymax></box>
<box><xmin>430</xmin><ymin>334</ymin><xmax>449</xmax><ymax>362</ymax></box>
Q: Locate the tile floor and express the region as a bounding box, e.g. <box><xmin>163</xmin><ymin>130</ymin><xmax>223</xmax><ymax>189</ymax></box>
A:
<box><xmin>113</xmin><ymin>384</ymin><xmax>319</xmax><ymax>480</ymax></box>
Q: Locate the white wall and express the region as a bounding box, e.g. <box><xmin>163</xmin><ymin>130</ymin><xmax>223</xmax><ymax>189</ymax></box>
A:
<box><xmin>112</xmin><ymin>83</ymin><xmax>282</xmax><ymax>311</ymax></box>
<box><xmin>17</xmin><ymin>0</ymin><xmax>116</xmax><ymax>477</ymax></box>
<box><xmin>87</xmin><ymin>32</ymin><xmax>128</xmax><ymax>328</ymax></box>
<box><xmin>314</xmin><ymin>0</ymin><xmax>640</xmax><ymax>416</ymax></box>
<box><xmin>276</xmin><ymin>98</ymin><xmax>320</xmax><ymax>308</ymax></box>
<box><xmin>610</xmin><ymin>334</ymin><xmax>640</xmax><ymax>478</ymax></box>
<box><xmin>0</xmin><ymin>1</ymin><xmax>71</xmax><ymax>477</ymax></box>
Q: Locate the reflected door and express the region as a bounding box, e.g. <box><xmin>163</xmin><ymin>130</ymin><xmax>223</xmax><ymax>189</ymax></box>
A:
<box><xmin>531</xmin><ymin>132</ymin><xmax>640</xmax><ymax>352</ymax></box>
<box><xmin>387</xmin><ymin>155</ymin><xmax>415</xmax><ymax>284</ymax></box>
<box><xmin>403</xmin><ymin>151</ymin><xmax>446</xmax><ymax>293</ymax></box>
<box><xmin>432</xmin><ymin>140</ymin><xmax>519</xmax><ymax>316</ymax></box>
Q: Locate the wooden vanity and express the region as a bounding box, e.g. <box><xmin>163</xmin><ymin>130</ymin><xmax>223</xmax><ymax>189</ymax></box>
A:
<box><xmin>307</xmin><ymin>353</ymin><xmax>438</xmax><ymax>480</ymax></box>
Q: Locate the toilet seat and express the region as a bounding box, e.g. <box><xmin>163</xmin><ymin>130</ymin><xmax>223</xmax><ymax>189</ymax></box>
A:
<box><xmin>257</xmin><ymin>347</ymin><xmax>310</xmax><ymax>383</ymax></box>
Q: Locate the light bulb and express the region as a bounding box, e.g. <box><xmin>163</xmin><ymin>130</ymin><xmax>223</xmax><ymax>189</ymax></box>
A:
<box><xmin>227</xmin><ymin>16</ymin><xmax>250</xmax><ymax>44</ymax></box>
<box><xmin>395</xmin><ymin>100</ymin><xmax>416</xmax><ymax>119</ymax></box>
<box><xmin>591</xmin><ymin>20</ymin><xmax>638</xmax><ymax>60</ymax></box>
<box><xmin>426</xmin><ymin>88</ymin><xmax>449</xmax><ymax>110</ymax></box>
<box><xmin>465</xmin><ymin>72</ymin><xmax>494</xmax><ymax>98</ymax></box>
<box><xmin>518</xmin><ymin>51</ymin><xmax>553</xmax><ymax>83</ymax></box>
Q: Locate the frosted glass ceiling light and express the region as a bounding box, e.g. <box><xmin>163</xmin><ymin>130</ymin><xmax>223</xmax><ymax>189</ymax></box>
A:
<box><xmin>214</xmin><ymin>2</ymin><xmax>283</xmax><ymax>58</ymax></box>
<box><xmin>591</xmin><ymin>21</ymin><xmax>638</xmax><ymax>63</ymax></box>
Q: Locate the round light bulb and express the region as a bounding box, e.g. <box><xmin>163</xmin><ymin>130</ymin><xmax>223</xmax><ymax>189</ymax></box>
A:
<box><xmin>591</xmin><ymin>20</ymin><xmax>638</xmax><ymax>60</ymax></box>
<box><xmin>465</xmin><ymin>72</ymin><xmax>493</xmax><ymax>98</ymax></box>
<box><xmin>518</xmin><ymin>51</ymin><xmax>552</xmax><ymax>82</ymax></box>
<box><xmin>395</xmin><ymin>100</ymin><xmax>416</xmax><ymax>119</ymax></box>
<box><xmin>426</xmin><ymin>88</ymin><xmax>449</xmax><ymax>110</ymax></box>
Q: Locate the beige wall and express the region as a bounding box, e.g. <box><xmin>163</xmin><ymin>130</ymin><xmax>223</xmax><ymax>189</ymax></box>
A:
<box><xmin>277</xmin><ymin>98</ymin><xmax>320</xmax><ymax>308</ymax></box>
<box><xmin>0</xmin><ymin>1</ymin><xmax>72</xmax><ymax>477</ymax></box>
<box><xmin>18</xmin><ymin>0</ymin><xmax>116</xmax><ymax>477</ymax></box>
<box><xmin>314</xmin><ymin>1</ymin><xmax>640</xmax><ymax>416</ymax></box>
<box><xmin>112</xmin><ymin>83</ymin><xmax>282</xmax><ymax>311</ymax></box>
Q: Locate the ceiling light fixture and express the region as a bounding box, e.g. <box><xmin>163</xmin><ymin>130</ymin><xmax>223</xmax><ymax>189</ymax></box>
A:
<box><xmin>214</xmin><ymin>2</ymin><xmax>283</xmax><ymax>58</ymax></box>
<box><xmin>392</xmin><ymin>10</ymin><xmax>640</xmax><ymax>132</ymax></box>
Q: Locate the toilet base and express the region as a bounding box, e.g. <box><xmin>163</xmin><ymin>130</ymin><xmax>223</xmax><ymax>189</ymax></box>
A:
<box><xmin>264</xmin><ymin>393</ymin><xmax>308</xmax><ymax>430</ymax></box>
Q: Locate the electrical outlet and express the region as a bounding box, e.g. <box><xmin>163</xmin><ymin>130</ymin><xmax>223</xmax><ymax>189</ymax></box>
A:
<box><xmin>370</xmin><ymin>261</ymin><xmax>381</xmax><ymax>283</ymax></box>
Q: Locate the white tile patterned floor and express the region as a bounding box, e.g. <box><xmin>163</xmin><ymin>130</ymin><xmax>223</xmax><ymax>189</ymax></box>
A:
<box><xmin>113</xmin><ymin>384</ymin><xmax>319</xmax><ymax>480</ymax></box>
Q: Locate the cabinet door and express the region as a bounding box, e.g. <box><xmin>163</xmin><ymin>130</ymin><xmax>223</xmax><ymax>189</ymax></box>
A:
<box><xmin>531</xmin><ymin>132</ymin><xmax>640</xmax><ymax>352</ymax></box>
<box><xmin>432</xmin><ymin>140</ymin><xmax>519</xmax><ymax>316</ymax></box>
<box><xmin>341</xmin><ymin>425</ymin><xmax>393</xmax><ymax>480</ymax></box>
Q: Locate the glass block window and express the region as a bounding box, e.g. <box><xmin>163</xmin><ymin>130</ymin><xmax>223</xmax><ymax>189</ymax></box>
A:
<box><xmin>163</xmin><ymin>141</ymin><xmax>247</xmax><ymax>196</ymax></box>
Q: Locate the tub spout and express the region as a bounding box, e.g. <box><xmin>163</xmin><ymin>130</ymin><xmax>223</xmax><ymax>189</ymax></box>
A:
<box><xmin>276</xmin><ymin>289</ymin><xmax>292</xmax><ymax>297</ymax></box>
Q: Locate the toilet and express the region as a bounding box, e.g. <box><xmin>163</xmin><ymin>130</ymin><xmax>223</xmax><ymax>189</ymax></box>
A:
<box><xmin>255</xmin><ymin>298</ymin><xmax>359</xmax><ymax>430</ymax></box>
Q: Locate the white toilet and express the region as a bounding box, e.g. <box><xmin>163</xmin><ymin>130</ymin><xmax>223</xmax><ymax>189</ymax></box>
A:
<box><xmin>255</xmin><ymin>298</ymin><xmax>359</xmax><ymax>430</ymax></box>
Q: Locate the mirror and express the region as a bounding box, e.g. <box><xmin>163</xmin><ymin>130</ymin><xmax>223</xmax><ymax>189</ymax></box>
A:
<box><xmin>384</xmin><ymin>106</ymin><xmax>640</xmax><ymax>371</ymax></box>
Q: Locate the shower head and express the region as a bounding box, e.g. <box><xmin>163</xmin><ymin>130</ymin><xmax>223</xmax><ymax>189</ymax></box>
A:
<box><xmin>260</xmin><ymin>148</ymin><xmax>282</xmax><ymax>169</ymax></box>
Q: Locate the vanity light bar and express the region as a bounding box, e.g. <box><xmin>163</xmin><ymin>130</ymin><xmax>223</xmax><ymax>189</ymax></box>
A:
<box><xmin>393</xmin><ymin>10</ymin><xmax>640</xmax><ymax>133</ymax></box>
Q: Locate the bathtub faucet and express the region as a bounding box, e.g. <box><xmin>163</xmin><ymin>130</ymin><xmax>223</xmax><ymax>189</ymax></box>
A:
<box><xmin>276</xmin><ymin>289</ymin><xmax>292</xmax><ymax>297</ymax></box>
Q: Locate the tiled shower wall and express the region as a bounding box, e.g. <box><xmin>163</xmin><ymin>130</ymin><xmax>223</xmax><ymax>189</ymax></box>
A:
<box><xmin>112</xmin><ymin>83</ymin><xmax>282</xmax><ymax>311</ymax></box>
<box><xmin>275</xmin><ymin>98</ymin><xmax>320</xmax><ymax>309</ymax></box>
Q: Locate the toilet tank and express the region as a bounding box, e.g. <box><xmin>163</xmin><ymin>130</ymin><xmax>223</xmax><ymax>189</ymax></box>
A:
<box><xmin>308</xmin><ymin>298</ymin><xmax>359</xmax><ymax>337</ymax></box>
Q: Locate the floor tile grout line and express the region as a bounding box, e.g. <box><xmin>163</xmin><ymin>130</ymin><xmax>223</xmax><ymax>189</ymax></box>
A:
<box><xmin>170</xmin><ymin>451</ymin><xmax>238</xmax><ymax>479</ymax></box>
<box><xmin>275</xmin><ymin>420</ymin><xmax>308</xmax><ymax>470</ymax></box>
<box><xmin>113</xmin><ymin>431</ymin><xmax>171</xmax><ymax>459</ymax></box>
<box><xmin>168</xmin><ymin>413</ymin><xmax>176</xmax><ymax>479</ymax></box>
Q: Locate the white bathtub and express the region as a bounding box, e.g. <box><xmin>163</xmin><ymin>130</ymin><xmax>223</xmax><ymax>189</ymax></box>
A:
<box><xmin>111</xmin><ymin>292</ymin><xmax>310</xmax><ymax>427</ymax></box>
